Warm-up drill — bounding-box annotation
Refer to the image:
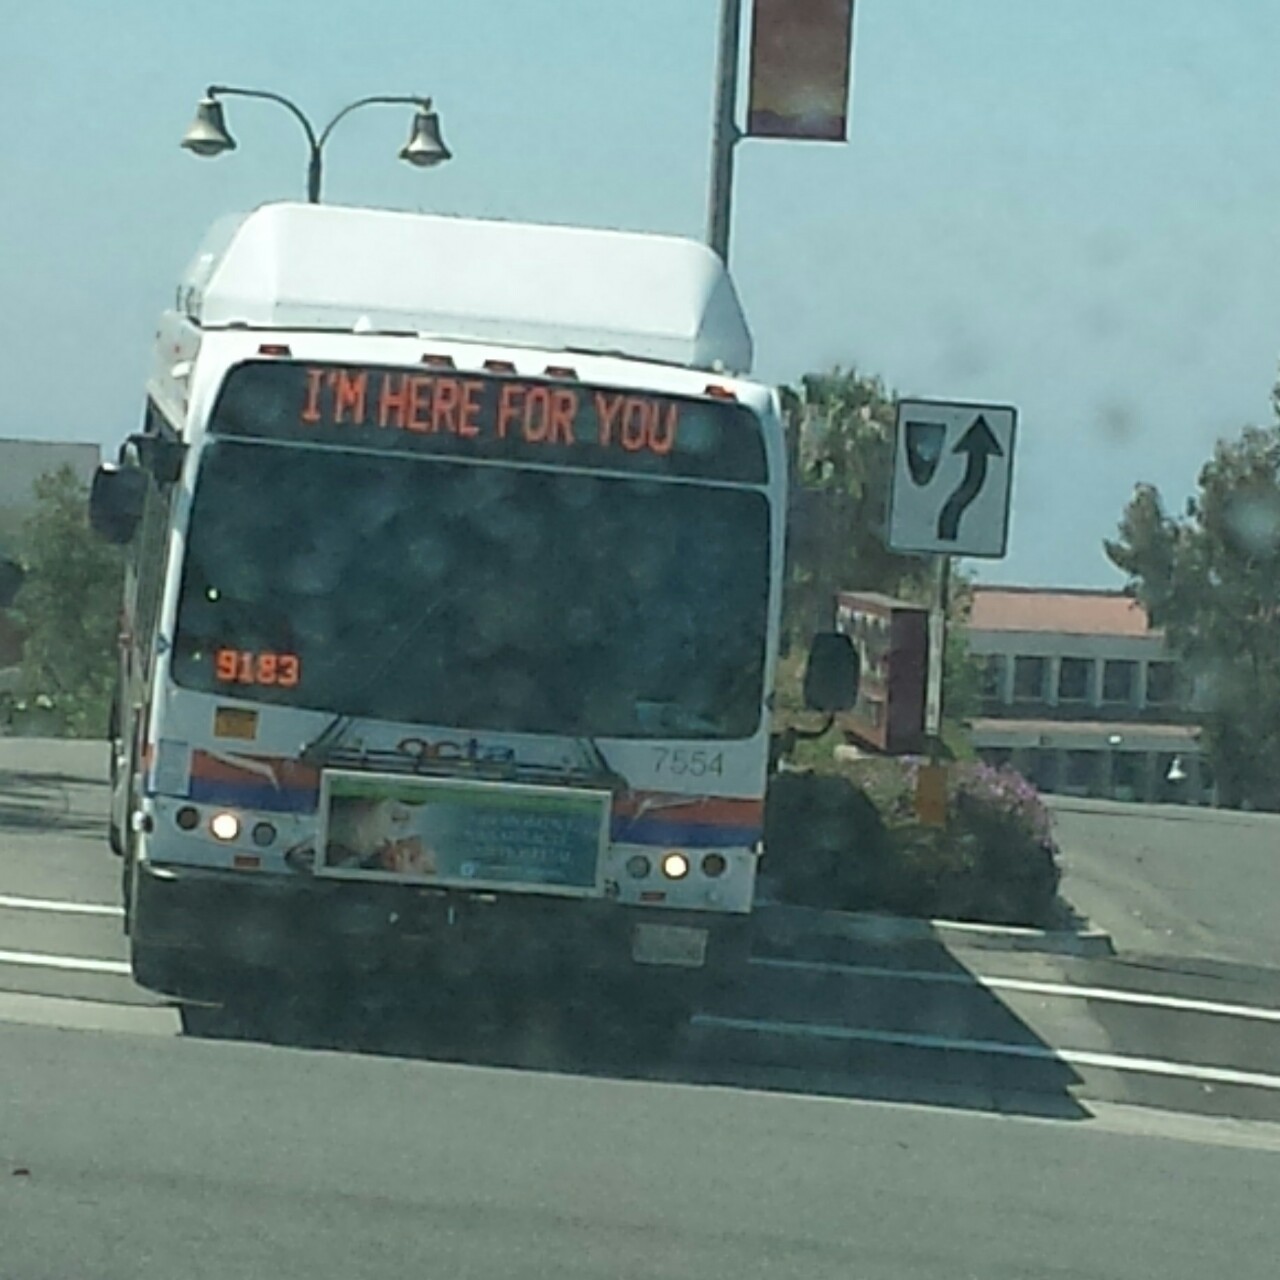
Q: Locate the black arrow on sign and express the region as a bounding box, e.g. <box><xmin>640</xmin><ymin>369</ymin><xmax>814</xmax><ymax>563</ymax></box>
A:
<box><xmin>937</xmin><ymin>416</ymin><xmax>1004</xmax><ymax>541</ymax></box>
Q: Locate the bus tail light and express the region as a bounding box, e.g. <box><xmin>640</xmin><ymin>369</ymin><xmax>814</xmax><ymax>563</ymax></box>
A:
<box><xmin>251</xmin><ymin>822</ymin><xmax>278</xmax><ymax>847</ymax></box>
<box><xmin>701</xmin><ymin>853</ymin><xmax>727</xmax><ymax>878</ymax></box>
<box><xmin>175</xmin><ymin>806</ymin><xmax>200</xmax><ymax>831</ymax></box>
<box><xmin>257</xmin><ymin>343</ymin><xmax>292</xmax><ymax>357</ymax></box>
<box><xmin>626</xmin><ymin>854</ymin><xmax>651</xmax><ymax>879</ymax></box>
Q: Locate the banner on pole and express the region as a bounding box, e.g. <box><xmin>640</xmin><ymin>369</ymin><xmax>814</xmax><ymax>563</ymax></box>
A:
<box><xmin>747</xmin><ymin>0</ymin><xmax>855</xmax><ymax>142</ymax></box>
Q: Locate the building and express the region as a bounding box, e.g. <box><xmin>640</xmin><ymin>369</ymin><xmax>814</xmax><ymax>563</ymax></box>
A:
<box><xmin>0</xmin><ymin>438</ymin><xmax>100</xmax><ymax>551</ymax></box>
<box><xmin>966</xmin><ymin>586</ymin><xmax>1209</xmax><ymax>804</ymax></box>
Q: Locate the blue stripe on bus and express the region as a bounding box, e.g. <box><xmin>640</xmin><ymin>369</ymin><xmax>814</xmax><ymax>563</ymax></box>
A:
<box><xmin>612</xmin><ymin>818</ymin><xmax>760</xmax><ymax>848</ymax></box>
<box><xmin>186</xmin><ymin>778</ymin><xmax>318</xmax><ymax>814</ymax></box>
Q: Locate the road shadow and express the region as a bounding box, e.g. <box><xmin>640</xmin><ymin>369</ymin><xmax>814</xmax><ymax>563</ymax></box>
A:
<box><xmin>0</xmin><ymin>769</ymin><xmax>107</xmax><ymax>835</ymax></box>
<box><xmin>179</xmin><ymin>925</ymin><xmax>1090</xmax><ymax>1122</ymax></box>
<box><xmin>1047</xmin><ymin>895</ymin><xmax>1091</xmax><ymax>932</ymax></box>
<box><xmin>686</xmin><ymin>923</ymin><xmax>1090</xmax><ymax>1121</ymax></box>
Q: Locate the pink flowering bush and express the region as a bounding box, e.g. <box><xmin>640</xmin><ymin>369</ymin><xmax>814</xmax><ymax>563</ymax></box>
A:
<box><xmin>764</xmin><ymin>758</ymin><xmax>1061</xmax><ymax>926</ymax></box>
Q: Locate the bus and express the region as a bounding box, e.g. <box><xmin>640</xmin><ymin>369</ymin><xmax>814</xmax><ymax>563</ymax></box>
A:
<box><xmin>91</xmin><ymin>202</ymin><xmax>856</xmax><ymax>1038</ymax></box>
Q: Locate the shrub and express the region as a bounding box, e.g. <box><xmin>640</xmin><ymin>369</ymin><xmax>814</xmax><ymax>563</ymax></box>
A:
<box><xmin>947</xmin><ymin>766</ymin><xmax>1060</xmax><ymax>925</ymax></box>
<box><xmin>764</xmin><ymin>770</ymin><xmax>889</xmax><ymax>908</ymax></box>
<box><xmin>765</xmin><ymin>758</ymin><xmax>1061</xmax><ymax>926</ymax></box>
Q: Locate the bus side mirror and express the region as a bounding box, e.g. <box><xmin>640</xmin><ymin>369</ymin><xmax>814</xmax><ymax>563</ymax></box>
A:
<box><xmin>803</xmin><ymin>632</ymin><xmax>860</xmax><ymax>713</ymax></box>
<box><xmin>89</xmin><ymin>464</ymin><xmax>148</xmax><ymax>545</ymax></box>
<box><xmin>0</xmin><ymin>558</ymin><xmax>24</xmax><ymax>608</ymax></box>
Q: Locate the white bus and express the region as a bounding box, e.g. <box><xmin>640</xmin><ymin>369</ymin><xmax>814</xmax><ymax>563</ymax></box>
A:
<box><xmin>92</xmin><ymin>202</ymin><xmax>856</xmax><ymax>1037</ymax></box>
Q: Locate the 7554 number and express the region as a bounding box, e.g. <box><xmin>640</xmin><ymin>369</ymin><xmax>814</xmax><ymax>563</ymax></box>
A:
<box><xmin>652</xmin><ymin>748</ymin><xmax>724</xmax><ymax>777</ymax></box>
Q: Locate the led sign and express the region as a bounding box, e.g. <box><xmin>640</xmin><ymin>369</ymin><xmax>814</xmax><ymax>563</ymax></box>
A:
<box><xmin>210</xmin><ymin>362</ymin><xmax>767</xmax><ymax>483</ymax></box>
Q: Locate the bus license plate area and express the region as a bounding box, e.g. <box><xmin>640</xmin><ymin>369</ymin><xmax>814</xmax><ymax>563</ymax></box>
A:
<box><xmin>631</xmin><ymin>922</ymin><xmax>708</xmax><ymax>968</ymax></box>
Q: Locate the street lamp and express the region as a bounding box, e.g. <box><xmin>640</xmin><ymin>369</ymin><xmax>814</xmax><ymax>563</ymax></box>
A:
<box><xmin>180</xmin><ymin>86</ymin><xmax>451</xmax><ymax>203</ymax></box>
<box><xmin>706</xmin><ymin>0</ymin><xmax>744</xmax><ymax>262</ymax></box>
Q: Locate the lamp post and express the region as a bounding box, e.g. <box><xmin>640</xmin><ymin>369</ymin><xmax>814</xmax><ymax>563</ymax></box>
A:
<box><xmin>706</xmin><ymin>0</ymin><xmax>744</xmax><ymax>262</ymax></box>
<box><xmin>181</xmin><ymin>86</ymin><xmax>451</xmax><ymax>202</ymax></box>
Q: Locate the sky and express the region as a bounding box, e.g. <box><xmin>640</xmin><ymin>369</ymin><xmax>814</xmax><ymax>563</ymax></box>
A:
<box><xmin>3</xmin><ymin>0</ymin><xmax>1280</xmax><ymax>587</ymax></box>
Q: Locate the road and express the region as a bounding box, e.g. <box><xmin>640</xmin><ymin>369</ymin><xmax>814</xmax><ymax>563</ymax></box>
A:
<box><xmin>1052</xmin><ymin>796</ymin><xmax>1280</xmax><ymax>968</ymax></box>
<box><xmin>6</xmin><ymin>740</ymin><xmax>1280</xmax><ymax>1124</ymax></box>
<box><xmin>5</xmin><ymin>1017</ymin><xmax>1280</xmax><ymax>1280</ymax></box>
<box><xmin>4</xmin><ymin>740</ymin><xmax>1280</xmax><ymax>1274</ymax></box>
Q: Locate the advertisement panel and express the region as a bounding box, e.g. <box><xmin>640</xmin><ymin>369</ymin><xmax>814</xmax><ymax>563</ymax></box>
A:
<box><xmin>747</xmin><ymin>0</ymin><xmax>856</xmax><ymax>141</ymax></box>
<box><xmin>316</xmin><ymin>771</ymin><xmax>611</xmax><ymax>897</ymax></box>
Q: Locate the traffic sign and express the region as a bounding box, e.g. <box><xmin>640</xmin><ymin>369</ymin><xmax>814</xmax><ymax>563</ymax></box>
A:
<box><xmin>887</xmin><ymin>398</ymin><xmax>1017</xmax><ymax>558</ymax></box>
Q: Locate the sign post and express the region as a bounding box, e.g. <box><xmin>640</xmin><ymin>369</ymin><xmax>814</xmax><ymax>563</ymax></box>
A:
<box><xmin>888</xmin><ymin>397</ymin><xmax>1017</xmax><ymax>825</ymax></box>
<box><xmin>916</xmin><ymin>555</ymin><xmax>951</xmax><ymax>825</ymax></box>
<box><xmin>924</xmin><ymin>553</ymin><xmax>951</xmax><ymax>747</ymax></box>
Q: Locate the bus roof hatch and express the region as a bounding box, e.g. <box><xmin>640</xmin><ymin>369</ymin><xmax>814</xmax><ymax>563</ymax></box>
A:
<box><xmin>176</xmin><ymin>203</ymin><xmax>754</xmax><ymax>375</ymax></box>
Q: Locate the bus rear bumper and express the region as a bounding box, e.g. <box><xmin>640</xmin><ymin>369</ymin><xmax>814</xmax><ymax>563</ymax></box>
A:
<box><xmin>130</xmin><ymin>860</ymin><xmax>751</xmax><ymax>1003</ymax></box>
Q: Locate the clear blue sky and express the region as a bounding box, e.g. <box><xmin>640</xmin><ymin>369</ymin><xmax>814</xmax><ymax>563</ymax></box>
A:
<box><xmin>3</xmin><ymin>0</ymin><xmax>1279</xmax><ymax>587</ymax></box>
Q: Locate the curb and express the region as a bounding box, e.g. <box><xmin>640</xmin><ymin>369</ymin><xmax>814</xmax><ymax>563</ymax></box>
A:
<box><xmin>752</xmin><ymin>902</ymin><xmax>1115</xmax><ymax>960</ymax></box>
<box><xmin>1046</xmin><ymin>794</ymin><xmax>1280</xmax><ymax>827</ymax></box>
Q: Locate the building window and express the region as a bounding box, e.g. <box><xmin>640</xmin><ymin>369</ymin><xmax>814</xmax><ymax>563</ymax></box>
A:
<box><xmin>1013</xmin><ymin>656</ymin><xmax>1047</xmax><ymax>702</ymax></box>
<box><xmin>1058</xmin><ymin>657</ymin><xmax>1091</xmax><ymax>703</ymax></box>
<box><xmin>1199</xmin><ymin>755</ymin><xmax>1214</xmax><ymax>793</ymax></box>
<box><xmin>1112</xmin><ymin>752</ymin><xmax>1142</xmax><ymax>800</ymax></box>
<box><xmin>1029</xmin><ymin>749</ymin><xmax>1058</xmax><ymax>792</ymax></box>
<box><xmin>980</xmin><ymin>747</ymin><xmax>1013</xmax><ymax>770</ymax></box>
<box><xmin>1103</xmin><ymin>660</ymin><xmax>1136</xmax><ymax>704</ymax></box>
<box><xmin>979</xmin><ymin>655</ymin><xmax>1006</xmax><ymax>700</ymax></box>
<box><xmin>1065</xmin><ymin>750</ymin><xmax>1097</xmax><ymax>792</ymax></box>
<box><xmin>1147</xmin><ymin>662</ymin><xmax>1179</xmax><ymax>706</ymax></box>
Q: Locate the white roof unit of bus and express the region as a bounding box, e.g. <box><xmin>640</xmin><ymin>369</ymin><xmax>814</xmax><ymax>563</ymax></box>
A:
<box><xmin>177</xmin><ymin>202</ymin><xmax>754</xmax><ymax>375</ymax></box>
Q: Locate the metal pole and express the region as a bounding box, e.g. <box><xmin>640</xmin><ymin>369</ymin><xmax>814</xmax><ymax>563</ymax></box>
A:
<box><xmin>306</xmin><ymin>149</ymin><xmax>323</xmax><ymax>203</ymax></box>
<box><xmin>707</xmin><ymin>0</ymin><xmax>744</xmax><ymax>261</ymax></box>
<box><xmin>925</xmin><ymin>555</ymin><xmax>952</xmax><ymax>758</ymax></box>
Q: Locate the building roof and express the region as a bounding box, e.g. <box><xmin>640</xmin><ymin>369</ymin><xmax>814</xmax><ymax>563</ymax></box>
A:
<box><xmin>177</xmin><ymin>202</ymin><xmax>754</xmax><ymax>374</ymax></box>
<box><xmin>969</xmin><ymin>586</ymin><xmax>1154</xmax><ymax>637</ymax></box>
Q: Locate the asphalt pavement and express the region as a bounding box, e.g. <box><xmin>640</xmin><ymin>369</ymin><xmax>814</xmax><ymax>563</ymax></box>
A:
<box><xmin>4</xmin><ymin>738</ymin><xmax>1280</xmax><ymax>1137</ymax></box>
<box><xmin>3</xmin><ymin>1017</ymin><xmax>1280</xmax><ymax>1280</ymax></box>
<box><xmin>1052</xmin><ymin>796</ymin><xmax>1280</xmax><ymax>967</ymax></box>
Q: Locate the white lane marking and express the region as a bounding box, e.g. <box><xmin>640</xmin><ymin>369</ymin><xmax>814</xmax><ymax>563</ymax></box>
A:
<box><xmin>693</xmin><ymin>1014</ymin><xmax>1280</xmax><ymax>1092</ymax></box>
<box><xmin>751</xmin><ymin>956</ymin><xmax>1280</xmax><ymax>1025</ymax></box>
<box><xmin>0</xmin><ymin>893</ymin><xmax>122</xmax><ymax>918</ymax></box>
<box><xmin>0</xmin><ymin>948</ymin><xmax>131</xmax><ymax>976</ymax></box>
<box><xmin>0</xmin><ymin>990</ymin><xmax>178</xmax><ymax>1036</ymax></box>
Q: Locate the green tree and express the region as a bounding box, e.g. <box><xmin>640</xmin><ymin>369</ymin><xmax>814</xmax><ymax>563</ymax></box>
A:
<box><xmin>13</xmin><ymin>466</ymin><xmax>124</xmax><ymax>737</ymax></box>
<box><xmin>782</xmin><ymin>365</ymin><xmax>981</xmax><ymax>744</ymax></box>
<box><xmin>1106</xmin><ymin>416</ymin><xmax>1280</xmax><ymax>809</ymax></box>
<box><xmin>782</xmin><ymin>366</ymin><xmax>928</xmax><ymax>646</ymax></box>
